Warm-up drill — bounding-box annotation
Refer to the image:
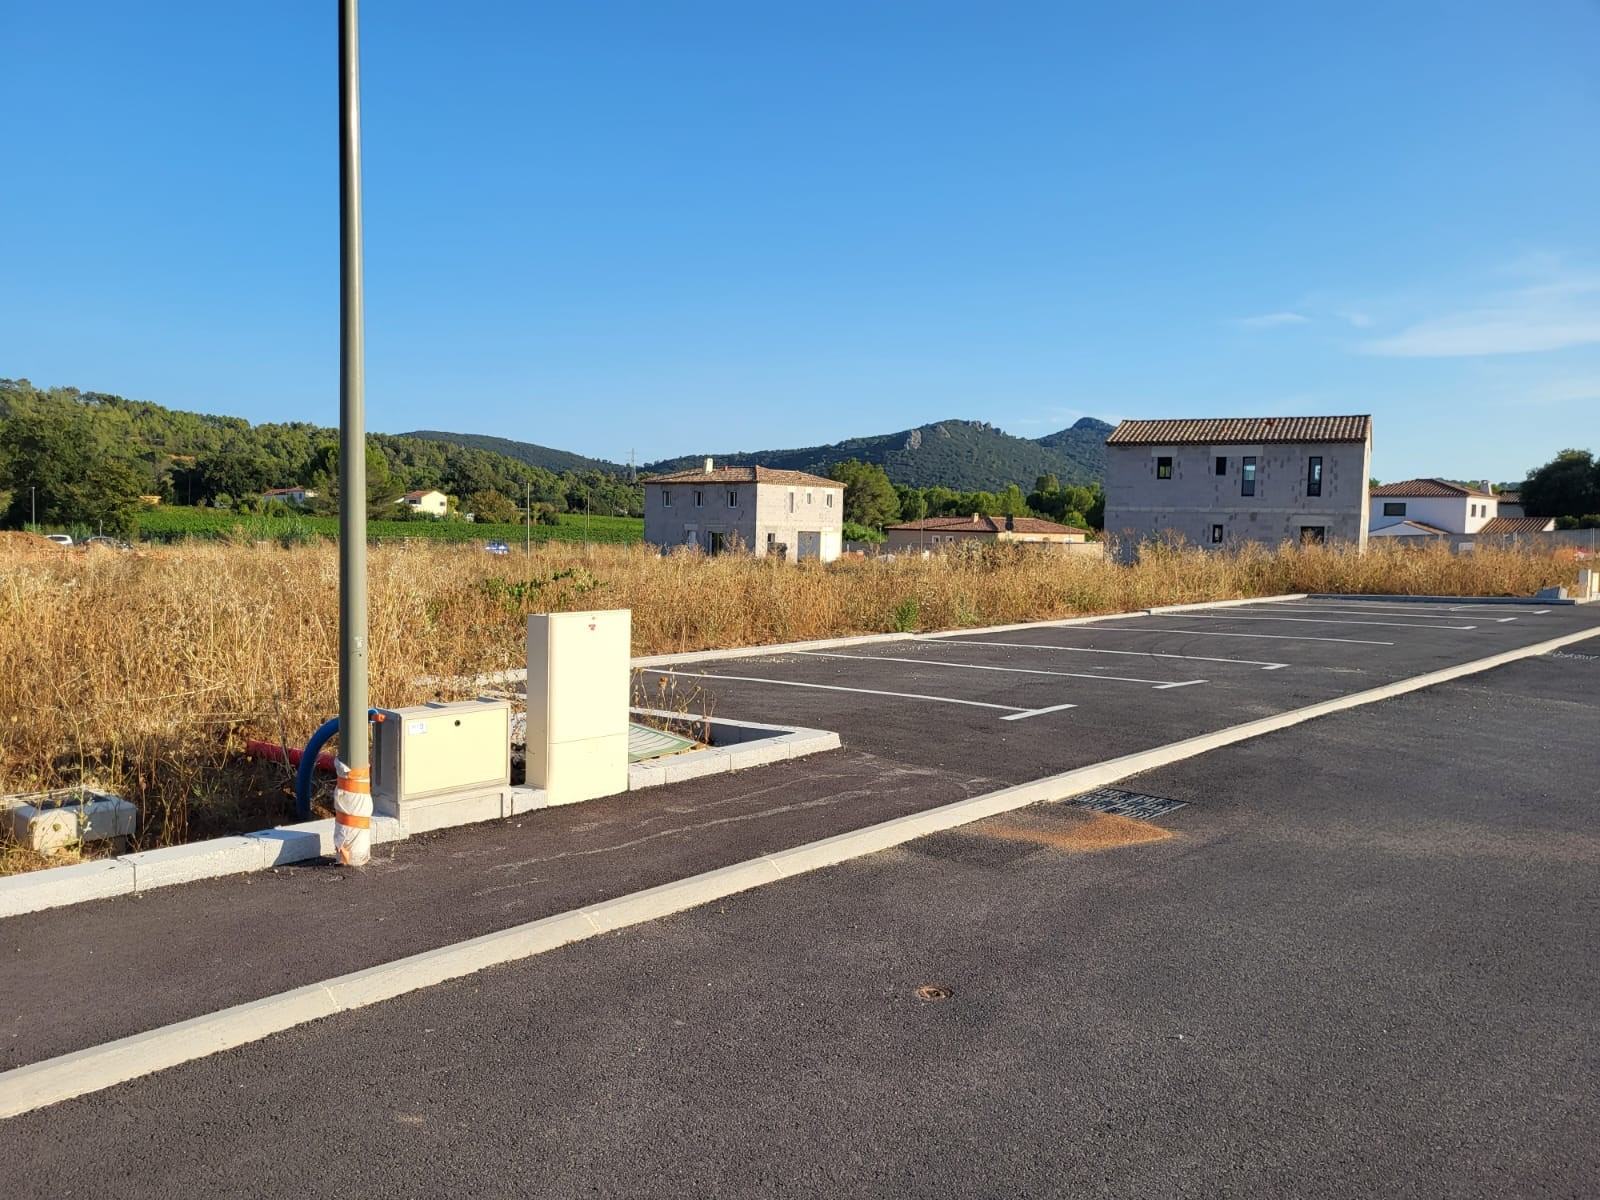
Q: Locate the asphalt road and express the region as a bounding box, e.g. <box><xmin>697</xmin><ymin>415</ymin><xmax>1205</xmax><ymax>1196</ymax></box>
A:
<box><xmin>6</xmin><ymin>649</ymin><xmax>1598</xmax><ymax>1198</ymax></box>
<box><xmin>2</xmin><ymin>598</ymin><xmax>1596</xmax><ymax>1070</ymax></box>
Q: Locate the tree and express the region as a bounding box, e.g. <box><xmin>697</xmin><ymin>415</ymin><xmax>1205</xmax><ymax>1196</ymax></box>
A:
<box><xmin>996</xmin><ymin>483</ymin><xmax>1029</xmax><ymax>516</ymax></box>
<box><xmin>1521</xmin><ymin>449</ymin><xmax>1599</xmax><ymax>519</ymax></box>
<box><xmin>828</xmin><ymin>459</ymin><xmax>900</xmax><ymax>528</ymax></box>
<box><xmin>894</xmin><ymin>485</ymin><xmax>928</xmax><ymax>522</ymax></box>
<box><xmin>465</xmin><ymin>488</ymin><xmax>518</xmax><ymax>523</ymax></box>
<box><xmin>0</xmin><ymin>409</ymin><xmax>144</xmax><ymax>536</ymax></box>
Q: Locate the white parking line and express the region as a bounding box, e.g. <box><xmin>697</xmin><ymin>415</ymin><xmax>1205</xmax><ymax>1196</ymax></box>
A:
<box><xmin>795</xmin><ymin>650</ymin><xmax>1204</xmax><ymax>689</ymax></box>
<box><xmin>1236</xmin><ymin>605</ymin><xmax>1488</xmax><ymax>621</ymax></box>
<box><xmin>913</xmin><ymin>637</ymin><xmax>1288</xmax><ymax>670</ymax></box>
<box><xmin>1000</xmin><ymin>703</ymin><xmax>1079</xmax><ymax>722</ymax></box>
<box><xmin>1448</xmin><ymin>605</ymin><xmax>1551</xmax><ymax>614</ymax></box>
<box><xmin>1153</xmin><ymin>613</ymin><xmax>1476</xmax><ymax>631</ymax></box>
<box><xmin>643</xmin><ymin>669</ymin><xmax>1073</xmax><ymax>718</ymax></box>
<box><xmin>1080</xmin><ymin>626</ymin><xmax>1395</xmax><ymax>646</ymax></box>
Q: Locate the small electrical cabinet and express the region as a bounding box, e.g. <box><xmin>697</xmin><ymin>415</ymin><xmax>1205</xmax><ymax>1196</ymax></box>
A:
<box><xmin>526</xmin><ymin>609</ymin><xmax>631</xmax><ymax>805</ymax></box>
<box><xmin>372</xmin><ymin>697</ymin><xmax>512</xmax><ymax>817</ymax></box>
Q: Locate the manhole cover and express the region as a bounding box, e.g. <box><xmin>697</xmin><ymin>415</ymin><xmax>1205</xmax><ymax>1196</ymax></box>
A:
<box><xmin>1070</xmin><ymin>787</ymin><xmax>1186</xmax><ymax>821</ymax></box>
<box><xmin>915</xmin><ymin>985</ymin><xmax>951</xmax><ymax>1002</ymax></box>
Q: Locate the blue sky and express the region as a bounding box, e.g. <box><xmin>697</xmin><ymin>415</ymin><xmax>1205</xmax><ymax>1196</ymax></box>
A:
<box><xmin>3</xmin><ymin>1</ymin><xmax>1597</xmax><ymax>480</ymax></box>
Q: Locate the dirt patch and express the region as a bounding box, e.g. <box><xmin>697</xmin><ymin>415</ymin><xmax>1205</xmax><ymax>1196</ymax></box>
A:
<box><xmin>979</xmin><ymin>810</ymin><xmax>1174</xmax><ymax>853</ymax></box>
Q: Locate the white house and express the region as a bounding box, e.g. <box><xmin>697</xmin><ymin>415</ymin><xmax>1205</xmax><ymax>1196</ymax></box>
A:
<box><xmin>396</xmin><ymin>489</ymin><xmax>449</xmax><ymax>517</ymax></box>
<box><xmin>1368</xmin><ymin>479</ymin><xmax>1554</xmax><ymax>539</ymax></box>
<box><xmin>261</xmin><ymin>486</ymin><xmax>318</xmax><ymax>506</ymax></box>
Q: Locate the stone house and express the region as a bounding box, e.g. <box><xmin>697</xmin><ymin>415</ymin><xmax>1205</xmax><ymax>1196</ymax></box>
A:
<box><xmin>1102</xmin><ymin>415</ymin><xmax>1373</xmax><ymax>559</ymax></box>
<box><xmin>641</xmin><ymin>460</ymin><xmax>844</xmax><ymax>561</ymax></box>
<box><xmin>396</xmin><ymin>489</ymin><xmax>449</xmax><ymax>517</ymax></box>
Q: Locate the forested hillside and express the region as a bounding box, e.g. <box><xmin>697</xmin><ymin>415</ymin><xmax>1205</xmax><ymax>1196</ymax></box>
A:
<box><xmin>643</xmin><ymin>417</ymin><xmax>1113</xmax><ymax>491</ymax></box>
<box><xmin>0</xmin><ymin>379</ymin><xmax>642</xmax><ymax>536</ymax></box>
<box><xmin>404</xmin><ymin>429</ymin><xmax>624</xmax><ymax>476</ymax></box>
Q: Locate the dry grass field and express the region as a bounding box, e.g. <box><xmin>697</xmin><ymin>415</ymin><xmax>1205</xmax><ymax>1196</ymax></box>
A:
<box><xmin>0</xmin><ymin>536</ymin><xmax>1583</xmax><ymax>863</ymax></box>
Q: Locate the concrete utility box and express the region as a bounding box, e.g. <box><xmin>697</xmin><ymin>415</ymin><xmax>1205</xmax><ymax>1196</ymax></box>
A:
<box><xmin>526</xmin><ymin>610</ymin><xmax>631</xmax><ymax>805</ymax></box>
<box><xmin>373</xmin><ymin>698</ymin><xmax>512</xmax><ymax>820</ymax></box>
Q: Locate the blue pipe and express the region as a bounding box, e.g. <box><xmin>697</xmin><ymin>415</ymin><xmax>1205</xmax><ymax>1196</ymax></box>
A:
<box><xmin>294</xmin><ymin>709</ymin><xmax>382</xmax><ymax>819</ymax></box>
<box><xmin>294</xmin><ymin>717</ymin><xmax>341</xmax><ymax>820</ymax></box>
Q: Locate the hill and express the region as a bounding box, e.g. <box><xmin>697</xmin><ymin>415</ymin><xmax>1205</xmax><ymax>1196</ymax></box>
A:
<box><xmin>0</xmin><ymin>379</ymin><xmax>643</xmax><ymax>533</ymax></box>
<box><xmin>403</xmin><ymin>429</ymin><xmax>625</xmax><ymax>476</ymax></box>
<box><xmin>642</xmin><ymin>417</ymin><xmax>1113</xmax><ymax>491</ymax></box>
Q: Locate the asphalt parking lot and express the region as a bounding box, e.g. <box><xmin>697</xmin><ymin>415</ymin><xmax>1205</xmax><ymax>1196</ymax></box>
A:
<box><xmin>7</xmin><ymin>649</ymin><xmax>1597</xmax><ymax>1198</ymax></box>
<box><xmin>2</xmin><ymin>597</ymin><xmax>1596</xmax><ymax>1082</ymax></box>
<box><xmin>642</xmin><ymin>596</ymin><xmax>1600</xmax><ymax>776</ymax></box>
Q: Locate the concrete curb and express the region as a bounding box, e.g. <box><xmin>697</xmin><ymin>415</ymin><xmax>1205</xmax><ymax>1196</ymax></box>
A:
<box><xmin>5</xmin><ymin>619</ymin><xmax>1595</xmax><ymax>1120</ymax></box>
<box><xmin>1309</xmin><ymin>592</ymin><xmax>1577</xmax><ymax>606</ymax></box>
<box><xmin>0</xmin><ymin>714</ymin><xmax>838</xmax><ymax>921</ymax></box>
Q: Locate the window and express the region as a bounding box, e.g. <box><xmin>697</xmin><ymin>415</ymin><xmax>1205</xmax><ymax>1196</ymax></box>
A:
<box><xmin>1307</xmin><ymin>456</ymin><xmax>1322</xmax><ymax>498</ymax></box>
<box><xmin>1215</xmin><ymin>456</ymin><xmax>1227</xmax><ymax>476</ymax></box>
<box><xmin>1241</xmin><ymin>456</ymin><xmax>1257</xmax><ymax>497</ymax></box>
<box><xmin>787</xmin><ymin>490</ymin><xmax>795</xmax><ymax>513</ymax></box>
<box><xmin>1211</xmin><ymin>524</ymin><xmax>1223</xmax><ymax>544</ymax></box>
<box><xmin>826</xmin><ymin>492</ymin><xmax>834</xmax><ymax>508</ymax></box>
<box><xmin>661</xmin><ymin>488</ymin><xmax>672</xmax><ymax>507</ymax></box>
<box><xmin>693</xmin><ymin>490</ymin><xmax>704</xmax><ymax>508</ymax></box>
<box><xmin>1382</xmin><ymin>501</ymin><xmax>1406</xmax><ymax>517</ymax></box>
<box><xmin>1156</xmin><ymin>456</ymin><xmax>1173</xmax><ymax>480</ymax></box>
<box><xmin>766</xmin><ymin>532</ymin><xmax>776</xmax><ymax>548</ymax></box>
<box><xmin>806</xmin><ymin>490</ymin><xmax>814</xmax><ymax>505</ymax></box>
<box><xmin>707</xmin><ymin>530</ymin><xmax>726</xmax><ymax>555</ymax></box>
<box><xmin>1299</xmin><ymin>525</ymin><xmax>1326</xmax><ymax>545</ymax></box>
<box><xmin>727</xmin><ymin>489</ymin><xmax>738</xmax><ymax>508</ymax></box>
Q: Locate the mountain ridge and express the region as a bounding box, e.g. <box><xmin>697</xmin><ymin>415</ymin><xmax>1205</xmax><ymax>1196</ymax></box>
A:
<box><xmin>410</xmin><ymin>416</ymin><xmax>1115</xmax><ymax>492</ymax></box>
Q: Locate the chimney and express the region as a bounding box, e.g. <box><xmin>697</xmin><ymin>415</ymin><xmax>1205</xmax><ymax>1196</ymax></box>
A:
<box><xmin>971</xmin><ymin>513</ymin><xmax>980</xmax><ymax>524</ymax></box>
<box><xmin>704</xmin><ymin>457</ymin><xmax>714</xmax><ymax>474</ymax></box>
<box><xmin>1481</xmin><ymin>479</ymin><xmax>1492</xmax><ymax>494</ymax></box>
<box><xmin>1005</xmin><ymin>513</ymin><xmax>1015</xmax><ymax>531</ymax></box>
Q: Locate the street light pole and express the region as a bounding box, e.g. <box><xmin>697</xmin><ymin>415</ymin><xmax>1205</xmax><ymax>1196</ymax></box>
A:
<box><xmin>335</xmin><ymin>0</ymin><xmax>371</xmax><ymax>865</ymax></box>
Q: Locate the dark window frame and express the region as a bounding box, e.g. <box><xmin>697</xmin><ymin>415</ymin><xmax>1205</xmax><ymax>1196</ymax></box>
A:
<box><xmin>1156</xmin><ymin>456</ymin><xmax>1173</xmax><ymax>480</ymax></box>
<box><xmin>1307</xmin><ymin>456</ymin><xmax>1322</xmax><ymax>497</ymax></box>
<box><xmin>1241</xmin><ymin>456</ymin><xmax>1257</xmax><ymax>498</ymax></box>
<box><xmin>1211</xmin><ymin>524</ymin><xmax>1223</xmax><ymax>544</ymax></box>
<box><xmin>1382</xmin><ymin>501</ymin><xmax>1406</xmax><ymax>517</ymax></box>
<box><xmin>661</xmin><ymin>488</ymin><xmax>672</xmax><ymax>507</ymax></box>
<box><xmin>1215</xmin><ymin>456</ymin><xmax>1227</xmax><ymax>476</ymax></box>
<box><xmin>1299</xmin><ymin>525</ymin><xmax>1327</xmax><ymax>545</ymax></box>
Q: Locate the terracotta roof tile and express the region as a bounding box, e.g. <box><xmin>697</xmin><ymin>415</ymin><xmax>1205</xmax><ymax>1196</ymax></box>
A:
<box><xmin>1478</xmin><ymin>516</ymin><xmax>1555</xmax><ymax>535</ymax></box>
<box><xmin>1106</xmin><ymin>415</ymin><xmax>1371</xmax><ymax>446</ymax></box>
<box><xmin>641</xmin><ymin>465</ymin><xmax>842</xmax><ymax>488</ymax></box>
<box><xmin>1369</xmin><ymin>478</ymin><xmax>1492</xmax><ymax>498</ymax></box>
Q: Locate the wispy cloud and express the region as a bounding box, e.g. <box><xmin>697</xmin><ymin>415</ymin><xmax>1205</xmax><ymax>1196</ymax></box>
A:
<box><xmin>1338</xmin><ymin>310</ymin><xmax>1375</xmax><ymax>329</ymax></box>
<box><xmin>1235</xmin><ymin>311</ymin><xmax>1309</xmax><ymax>330</ymax></box>
<box><xmin>1360</xmin><ymin>261</ymin><xmax>1600</xmax><ymax>357</ymax></box>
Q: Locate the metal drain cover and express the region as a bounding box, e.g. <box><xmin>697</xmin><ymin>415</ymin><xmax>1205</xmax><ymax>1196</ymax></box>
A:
<box><xmin>1070</xmin><ymin>787</ymin><xmax>1187</xmax><ymax>821</ymax></box>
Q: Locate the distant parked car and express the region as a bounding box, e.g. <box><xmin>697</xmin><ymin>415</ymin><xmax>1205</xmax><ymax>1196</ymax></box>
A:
<box><xmin>83</xmin><ymin>536</ymin><xmax>131</xmax><ymax>551</ymax></box>
<box><xmin>44</xmin><ymin>533</ymin><xmax>73</xmax><ymax>547</ymax></box>
<box><xmin>485</xmin><ymin>540</ymin><xmax>510</xmax><ymax>555</ymax></box>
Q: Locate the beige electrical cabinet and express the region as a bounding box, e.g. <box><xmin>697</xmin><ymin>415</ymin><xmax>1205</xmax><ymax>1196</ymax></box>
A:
<box><xmin>526</xmin><ymin>609</ymin><xmax>631</xmax><ymax>805</ymax></box>
<box><xmin>373</xmin><ymin>697</ymin><xmax>512</xmax><ymax>817</ymax></box>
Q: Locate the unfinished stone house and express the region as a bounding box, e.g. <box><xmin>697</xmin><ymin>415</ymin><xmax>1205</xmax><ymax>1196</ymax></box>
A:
<box><xmin>642</xmin><ymin>460</ymin><xmax>844</xmax><ymax>561</ymax></box>
<box><xmin>1102</xmin><ymin>415</ymin><xmax>1373</xmax><ymax>559</ymax></box>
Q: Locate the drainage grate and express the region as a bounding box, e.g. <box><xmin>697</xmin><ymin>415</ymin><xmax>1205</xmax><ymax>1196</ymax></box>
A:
<box><xmin>1070</xmin><ymin>787</ymin><xmax>1187</xmax><ymax>821</ymax></box>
